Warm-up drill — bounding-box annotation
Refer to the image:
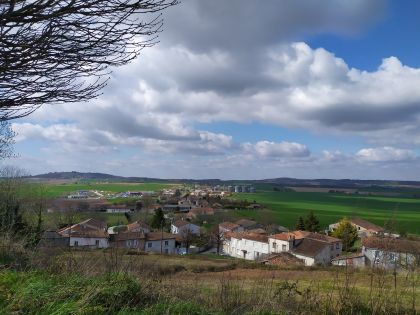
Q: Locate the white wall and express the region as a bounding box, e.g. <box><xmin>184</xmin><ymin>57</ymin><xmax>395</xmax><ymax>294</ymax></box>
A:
<box><xmin>70</xmin><ymin>237</ymin><xmax>108</xmax><ymax>248</ymax></box>
<box><xmin>171</xmin><ymin>223</ymin><xmax>200</xmax><ymax>236</ymax></box>
<box><xmin>145</xmin><ymin>239</ymin><xmax>176</xmax><ymax>254</ymax></box>
<box><xmin>292</xmin><ymin>254</ymin><xmax>315</xmax><ymax>266</ymax></box>
<box><xmin>224</xmin><ymin>237</ymin><xmax>269</xmax><ymax>260</ymax></box>
<box><xmin>268</xmin><ymin>238</ymin><xmax>292</xmax><ymax>253</ymax></box>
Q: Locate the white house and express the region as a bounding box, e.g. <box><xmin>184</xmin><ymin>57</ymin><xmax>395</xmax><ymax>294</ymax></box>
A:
<box><xmin>288</xmin><ymin>232</ymin><xmax>342</xmax><ymax>266</ymax></box>
<box><xmin>223</xmin><ymin>232</ymin><xmax>269</xmax><ymax>260</ymax></box>
<box><xmin>58</xmin><ymin>218</ymin><xmax>109</xmax><ymax>248</ymax></box>
<box><xmin>224</xmin><ymin>230</ymin><xmax>342</xmax><ymax>266</ymax></box>
<box><xmin>329</xmin><ymin>218</ymin><xmax>384</xmax><ymax>238</ymax></box>
<box><xmin>171</xmin><ymin>220</ymin><xmax>200</xmax><ymax>236</ymax></box>
<box><xmin>145</xmin><ymin>232</ymin><xmax>176</xmax><ymax>254</ymax></box>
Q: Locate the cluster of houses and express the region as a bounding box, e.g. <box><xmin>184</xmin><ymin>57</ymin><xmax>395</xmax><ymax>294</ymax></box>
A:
<box><xmin>219</xmin><ymin>218</ymin><xmax>420</xmax><ymax>269</ymax></box>
<box><xmin>220</xmin><ymin>221</ymin><xmax>343</xmax><ymax>266</ymax></box>
<box><xmin>41</xmin><ymin>218</ymin><xmax>202</xmax><ymax>255</ymax></box>
<box><xmin>40</xmin><ymin>213</ymin><xmax>420</xmax><ymax>270</ymax></box>
<box><xmin>161</xmin><ymin>184</ymin><xmax>255</xmax><ymax>198</ymax></box>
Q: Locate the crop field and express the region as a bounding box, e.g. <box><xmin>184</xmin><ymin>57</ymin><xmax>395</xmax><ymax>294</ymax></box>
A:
<box><xmin>235</xmin><ymin>191</ymin><xmax>420</xmax><ymax>234</ymax></box>
<box><xmin>41</xmin><ymin>182</ymin><xmax>178</xmax><ymax>198</ymax></box>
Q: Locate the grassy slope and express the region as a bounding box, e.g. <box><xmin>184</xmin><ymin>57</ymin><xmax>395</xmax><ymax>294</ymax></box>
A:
<box><xmin>235</xmin><ymin>191</ymin><xmax>420</xmax><ymax>234</ymax></box>
<box><xmin>0</xmin><ymin>251</ymin><xmax>418</xmax><ymax>315</ymax></box>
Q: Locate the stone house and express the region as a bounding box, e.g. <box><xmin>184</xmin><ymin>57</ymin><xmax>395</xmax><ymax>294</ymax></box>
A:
<box><xmin>362</xmin><ymin>237</ymin><xmax>420</xmax><ymax>270</ymax></box>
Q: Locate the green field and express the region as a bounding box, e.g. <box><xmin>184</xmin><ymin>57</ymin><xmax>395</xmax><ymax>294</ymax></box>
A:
<box><xmin>235</xmin><ymin>191</ymin><xmax>420</xmax><ymax>235</ymax></box>
<box><xmin>42</xmin><ymin>182</ymin><xmax>178</xmax><ymax>198</ymax></box>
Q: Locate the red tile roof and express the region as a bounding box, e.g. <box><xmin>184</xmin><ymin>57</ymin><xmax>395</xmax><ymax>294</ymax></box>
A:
<box><xmin>269</xmin><ymin>231</ymin><xmax>309</xmax><ymax>241</ymax></box>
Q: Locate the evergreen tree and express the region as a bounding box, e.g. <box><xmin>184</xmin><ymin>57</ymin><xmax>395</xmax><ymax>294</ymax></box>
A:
<box><xmin>295</xmin><ymin>216</ymin><xmax>306</xmax><ymax>230</ymax></box>
<box><xmin>151</xmin><ymin>208</ymin><xmax>165</xmax><ymax>229</ymax></box>
<box><xmin>304</xmin><ymin>211</ymin><xmax>320</xmax><ymax>232</ymax></box>
<box><xmin>331</xmin><ymin>217</ymin><xmax>358</xmax><ymax>251</ymax></box>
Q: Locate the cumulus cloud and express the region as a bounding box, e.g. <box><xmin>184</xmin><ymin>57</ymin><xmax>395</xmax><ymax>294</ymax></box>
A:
<box><xmin>356</xmin><ymin>147</ymin><xmax>416</xmax><ymax>162</ymax></box>
<box><xmin>12</xmin><ymin>0</ymin><xmax>420</xmax><ymax>179</ymax></box>
<box><xmin>246</xmin><ymin>140</ymin><xmax>310</xmax><ymax>158</ymax></box>
<box><xmin>162</xmin><ymin>0</ymin><xmax>386</xmax><ymax>51</ymax></box>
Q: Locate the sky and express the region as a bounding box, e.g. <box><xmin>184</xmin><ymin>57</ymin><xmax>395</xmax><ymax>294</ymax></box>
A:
<box><xmin>6</xmin><ymin>0</ymin><xmax>420</xmax><ymax>180</ymax></box>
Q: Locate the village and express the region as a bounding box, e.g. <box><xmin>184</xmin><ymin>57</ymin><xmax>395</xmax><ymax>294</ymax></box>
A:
<box><xmin>40</xmin><ymin>185</ymin><xmax>420</xmax><ymax>270</ymax></box>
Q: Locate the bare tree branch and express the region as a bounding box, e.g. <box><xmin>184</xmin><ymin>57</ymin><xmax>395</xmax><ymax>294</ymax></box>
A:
<box><xmin>0</xmin><ymin>0</ymin><xmax>178</xmax><ymax>120</ymax></box>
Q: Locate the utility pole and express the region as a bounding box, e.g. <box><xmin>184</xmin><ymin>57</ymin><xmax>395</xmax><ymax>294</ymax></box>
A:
<box><xmin>160</xmin><ymin>220</ymin><xmax>163</xmax><ymax>254</ymax></box>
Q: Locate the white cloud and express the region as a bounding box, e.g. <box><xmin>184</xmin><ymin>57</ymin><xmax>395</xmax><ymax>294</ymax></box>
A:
<box><xmin>12</xmin><ymin>0</ymin><xmax>420</xmax><ymax>179</ymax></box>
<box><xmin>356</xmin><ymin>147</ymin><xmax>416</xmax><ymax>162</ymax></box>
<box><xmin>250</xmin><ymin>140</ymin><xmax>310</xmax><ymax>158</ymax></box>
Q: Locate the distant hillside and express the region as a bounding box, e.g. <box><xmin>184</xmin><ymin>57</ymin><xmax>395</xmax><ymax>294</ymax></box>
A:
<box><xmin>27</xmin><ymin>171</ymin><xmax>420</xmax><ymax>188</ymax></box>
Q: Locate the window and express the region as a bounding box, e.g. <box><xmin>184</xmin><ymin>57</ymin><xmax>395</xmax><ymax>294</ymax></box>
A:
<box><xmin>164</xmin><ymin>240</ymin><xmax>169</xmax><ymax>246</ymax></box>
<box><xmin>282</xmin><ymin>244</ymin><xmax>286</xmax><ymax>251</ymax></box>
<box><xmin>95</xmin><ymin>240</ymin><xmax>100</xmax><ymax>247</ymax></box>
<box><xmin>330</xmin><ymin>244</ymin><xmax>334</xmax><ymax>250</ymax></box>
<box><xmin>336</xmin><ymin>243</ymin><xmax>340</xmax><ymax>249</ymax></box>
<box><xmin>272</xmin><ymin>242</ymin><xmax>277</xmax><ymax>249</ymax></box>
<box><xmin>74</xmin><ymin>241</ymin><xmax>78</xmax><ymax>247</ymax></box>
<box><xmin>148</xmin><ymin>242</ymin><xmax>152</xmax><ymax>248</ymax></box>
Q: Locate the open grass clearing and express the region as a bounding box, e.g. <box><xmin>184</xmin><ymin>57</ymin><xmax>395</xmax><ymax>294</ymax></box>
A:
<box><xmin>234</xmin><ymin>191</ymin><xmax>420</xmax><ymax>234</ymax></box>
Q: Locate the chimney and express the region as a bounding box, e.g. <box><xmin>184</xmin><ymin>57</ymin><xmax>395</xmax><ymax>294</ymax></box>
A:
<box><xmin>287</xmin><ymin>234</ymin><xmax>295</xmax><ymax>248</ymax></box>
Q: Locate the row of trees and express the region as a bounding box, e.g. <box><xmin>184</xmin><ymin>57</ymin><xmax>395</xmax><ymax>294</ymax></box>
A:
<box><xmin>295</xmin><ymin>211</ymin><xmax>320</xmax><ymax>232</ymax></box>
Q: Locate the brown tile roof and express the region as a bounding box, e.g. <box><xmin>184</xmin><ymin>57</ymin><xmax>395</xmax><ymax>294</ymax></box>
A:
<box><xmin>59</xmin><ymin>224</ymin><xmax>96</xmax><ymax>234</ymax></box>
<box><xmin>248</xmin><ymin>228</ymin><xmax>267</xmax><ymax>234</ymax></box>
<box><xmin>172</xmin><ymin>220</ymin><xmax>194</xmax><ymax>228</ymax></box>
<box><xmin>219</xmin><ymin>222</ymin><xmax>241</xmax><ymax>230</ymax></box>
<box><xmin>79</xmin><ymin>218</ymin><xmax>107</xmax><ymax>230</ymax></box>
<box><xmin>291</xmin><ymin>238</ymin><xmax>329</xmax><ymax>258</ymax></box>
<box><xmin>235</xmin><ymin>219</ymin><xmax>258</xmax><ymax>228</ymax></box>
<box><xmin>350</xmin><ymin>218</ymin><xmax>384</xmax><ymax>232</ymax></box>
<box><xmin>146</xmin><ymin>232</ymin><xmax>176</xmax><ymax>241</ymax></box>
<box><xmin>270</xmin><ymin>231</ymin><xmax>309</xmax><ymax>241</ymax></box>
<box><xmin>263</xmin><ymin>252</ymin><xmax>304</xmax><ymax>266</ymax></box>
<box><xmin>127</xmin><ymin>221</ymin><xmax>150</xmax><ymax>231</ymax></box>
<box><xmin>306</xmin><ymin>232</ymin><xmax>341</xmax><ymax>244</ymax></box>
<box><xmin>115</xmin><ymin>231</ymin><xmax>145</xmax><ymax>241</ymax></box>
<box><xmin>229</xmin><ymin>231</ymin><xmax>268</xmax><ymax>243</ymax></box>
<box><xmin>362</xmin><ymin>237</ymin><xmax>420</xmax><ymax>254</ymax></box>
<box><xmin>67</xmin><ymin>230</ymin><xmax>108</xmax><ymax>238</ymax></box>
<box><xmin>332</xmin><ymin>252</ymin><xmax>365</xmax><ymax>261</ymax></box>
